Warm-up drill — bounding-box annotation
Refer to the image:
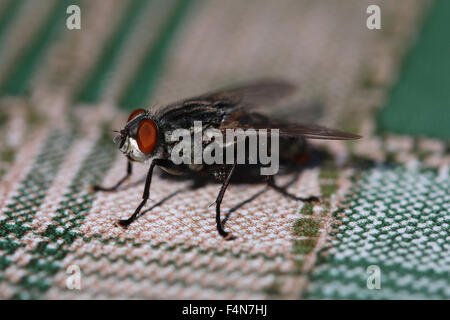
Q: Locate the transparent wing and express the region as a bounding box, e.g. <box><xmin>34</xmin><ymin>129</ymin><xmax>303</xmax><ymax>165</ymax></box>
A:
<box><xmin>155</xmin><ymin>79</ymin><xmax>297</xmax><ymax>116</ymax></box>
<box><xmin>219</xmin><ymin>112</ymin><xmax>361</xmax><ymax>140</ymax></box>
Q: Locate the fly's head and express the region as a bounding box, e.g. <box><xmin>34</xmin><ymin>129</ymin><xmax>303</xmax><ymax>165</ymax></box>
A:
<box><xmin>114</xmin><ymin>109</ymin><xmax>160</xmax><ymax>162</ymax></box>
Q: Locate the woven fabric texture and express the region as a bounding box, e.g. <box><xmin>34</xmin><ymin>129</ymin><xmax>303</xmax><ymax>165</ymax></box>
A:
<box><xmin>0</xmin><ymin>0</ymin><xmax>448</xmax><ymax>299</ymax></box>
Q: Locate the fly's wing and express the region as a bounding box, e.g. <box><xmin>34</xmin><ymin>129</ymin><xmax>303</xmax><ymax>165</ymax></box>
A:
<box><xmin>219</xmin><ymin>112</ymin><xmax>362</xmax><ymax>140</ymax></box>
<box><xmin>156</xmin><ymin>80</ymin><xmax>360</xmax><ymax>140</ymax></box>
<box><xmin>155</xmin><ymin>79</ymin><xmax>297</xmax><ymax>117</ymax></box>
<box><xmin>195</xmin><ymin>79</ymin><xmax>297</xmax><ymax>106</ymax></box>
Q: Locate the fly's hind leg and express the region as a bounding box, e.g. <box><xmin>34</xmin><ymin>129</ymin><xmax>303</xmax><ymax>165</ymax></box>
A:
<box><xmin>267</xmin><ymin>175</ymin><xmax>319</xmax><ymax>203</ymax></box>
<box><xmin>214</xmin><ymin>162</ymin><xmax>237</xmax><ymax>241</ymax></box>
<box><xmin>93</xmin><ymin>161</ymin><xmax>132</xmax><ymax>192</ymax></box>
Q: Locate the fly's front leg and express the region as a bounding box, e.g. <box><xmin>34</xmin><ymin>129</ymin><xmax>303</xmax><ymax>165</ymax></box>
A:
<box><xmin>267</xmin><ymin>175</ymin><xmax>319</xmax><ymax>202</ymax></box>
<box><xmin>93</xmin><ymin>161</ymin><xmax>132</xmax><ymax>192</ymax></box>
<box><xmin>115</xmin><ymin>159</ymin><xmax>161</xmax><ymax>229</ymax></box>
<box><xmin>214</xmin><ymin>162</ymin><xmax>237</xmax><ymax>241</ymax></box>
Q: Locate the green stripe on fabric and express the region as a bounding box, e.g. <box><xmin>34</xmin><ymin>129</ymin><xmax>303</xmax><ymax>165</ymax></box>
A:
<box><xmin>291</xmin><ymin>166</ymin><xmax>339</xmax><ymax>272</ymax></box>
<box><xmin>378</xmin><ymin>0</ymin><xmax>450</xmax><ymax>139</ymax></box>
<box><xmin>12</xmin><ymin>129</ymin><xmax>117</xmax><ymax>299</ymax></box>
<box><xmin>118</xmin><ymin>0</ymin><xmax>195</xmax><ymax>111</ymax></box>
<box><xmin>0</xmin><ymin>0</ymin><xmax>76</xmax><ymax>96</ymax></box>
<box><xmin>0</xmin><ymin>0</ymin><xmax>24</xmax><ymax>50</ymax></box>
<box><xmin>0</xmin><ymin>130</ymin><xmax>75</xmax><ymax>273</ymax></box>
<box><xmin>305</xmin><ymin>167</ymin><xmax>450</xmax><ymax>299</ymax></box>
<box><xmin>76</xmin><ymin>0</ymin><xmax>150</xmax><ymax>104</ymax></box>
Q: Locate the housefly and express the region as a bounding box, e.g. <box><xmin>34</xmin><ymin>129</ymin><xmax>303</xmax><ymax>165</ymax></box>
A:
<box><xmin>93</xmin><ymin>80</ymin><xmax>361</xmax><ymax>240</ymax></box>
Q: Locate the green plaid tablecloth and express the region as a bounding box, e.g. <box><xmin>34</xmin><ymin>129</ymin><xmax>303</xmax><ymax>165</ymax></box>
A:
<box><xmin>0</xmin><ymin>0</ymin><xmax>448</xmax><ymax>299</ymax></box>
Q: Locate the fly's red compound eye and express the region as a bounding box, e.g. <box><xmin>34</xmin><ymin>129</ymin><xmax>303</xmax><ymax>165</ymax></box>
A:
<box><xmin>136</xmin><ymin>119</ymin><xmax>158</xmax><ymax>154</ymax></box>
<box><xmin>127</xmin><ymin>109</ymin><xmax>146</xmax><ymax>123</ymax></box>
